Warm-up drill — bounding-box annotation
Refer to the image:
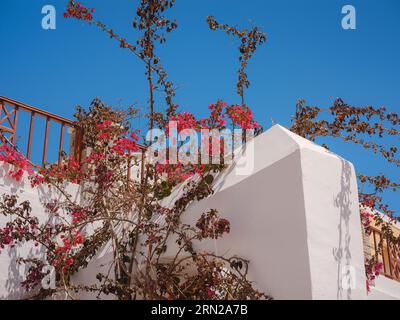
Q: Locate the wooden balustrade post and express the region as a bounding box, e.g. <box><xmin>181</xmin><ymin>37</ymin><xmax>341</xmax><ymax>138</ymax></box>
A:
<box><xmin>12</xmin><ymin>106</ymin><xmax>19</xmax><ymax>144</ymax></box>
<box><xmin>27</xmin><ymin>112</ymin><xmax>35</xmax><ymax>160</ymax></box>
<box><xmin>42</xmin><ymin>117</ymin><xmax>50</xmax><ymax>166</ymax></box>
<box><xmin>58</xmin><ymin>123</ymin><xmax>65</xmax><ymax>165</ymax></box>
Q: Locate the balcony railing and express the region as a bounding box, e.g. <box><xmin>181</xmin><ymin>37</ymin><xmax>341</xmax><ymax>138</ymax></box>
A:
<box><xmin>369</xmin><ymin>227</ymin><xmax>400</xmax><ymax>282</ymax></box>
<box><xmin>0</xmin><ymin>96</ymin><xmax>82</xmax><ymax>167</ymax></box>
<box><xmin>0</xmin><ymin>96</ymin><xmax>147</xmax><ymax>182</ymax></box>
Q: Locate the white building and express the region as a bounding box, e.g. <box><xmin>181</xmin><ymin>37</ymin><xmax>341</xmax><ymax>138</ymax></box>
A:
<box><xmin>0</xmin><ymin>97</ymin><xmax>399</xmax><ymax>299</ymax></box>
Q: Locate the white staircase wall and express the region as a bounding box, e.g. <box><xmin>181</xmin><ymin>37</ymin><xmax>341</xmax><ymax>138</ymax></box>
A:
<box><xmin>163</xmin><ymin>125</ymin><xmax>368</xmax><ymax>299</ymax></box>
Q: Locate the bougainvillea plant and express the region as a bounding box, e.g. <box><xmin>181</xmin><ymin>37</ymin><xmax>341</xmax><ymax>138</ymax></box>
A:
<box><xmin>0</xmin><ymin>1</ymin><xmax>267</xmax><ymax>300</ymax></box>
<box><xmin>3</xmin><ymin>0</ymin><xmax>395</xmax><ymax>300</ymax></box>
<box><xmin>206</xmin><ymin>16</ymin><xmax>266</xmax><ymax>108</ymax></box>
<box><xmin>291</xmin><ymin>98</ymin><xmax>400</xmax><ymax>292</ymax></box>
<box><xmin>0</xmin><ymin>99</ymin><xmax>264</xmax><ymax>300</ymax></box>
<box><xmin>0</xmin><ymin>144</ymin><xmax>33</xmax><ymax>182</ymax></box>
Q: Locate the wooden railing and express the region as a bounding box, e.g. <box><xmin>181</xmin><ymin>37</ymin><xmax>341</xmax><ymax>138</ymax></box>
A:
<box><xmin>0</xmin><ymin>96</ymin><xmax>83</xmax><ymax>167</ymax></box>
<box><xmin>0</xmin><ymin>96</ymin><xmax>147</xmax><ymax>182</ymax></box>
<box><xmin>370</xmin><ymin>227</ymin><xmax>400</xmax><ymax>282</ymax></box>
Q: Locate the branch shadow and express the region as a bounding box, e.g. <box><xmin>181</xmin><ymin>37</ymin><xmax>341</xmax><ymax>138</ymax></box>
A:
<box><xmin>333</xmin><ymin>159</ymin><xmax>353</xmax><ymax>300</ymax></box>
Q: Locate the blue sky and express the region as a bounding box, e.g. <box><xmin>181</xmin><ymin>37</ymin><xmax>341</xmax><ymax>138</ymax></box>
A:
<box><xmin>0</xmin><ymin>0</ymin><xmax>399</xmax><ymax>211</ymax></box>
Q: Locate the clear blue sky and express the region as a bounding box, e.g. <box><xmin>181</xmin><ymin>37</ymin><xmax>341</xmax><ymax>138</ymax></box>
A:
<box><xmin>0</xmin><ymin>0</ymin><xmax>399</xmax><ymax>212</ymax></box>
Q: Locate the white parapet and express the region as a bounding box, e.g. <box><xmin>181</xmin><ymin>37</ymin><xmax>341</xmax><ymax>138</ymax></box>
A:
<box><xmin>163</xmin><ymin>124</ymin><xmax>368</xmax><ymax>299</ymax></box>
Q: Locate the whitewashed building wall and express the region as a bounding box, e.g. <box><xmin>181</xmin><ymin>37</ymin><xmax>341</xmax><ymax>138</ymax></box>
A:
<box><xmin>0</xmin><ymin>125</ymin><xmax>399</xmax><ymax>299</ymax></box>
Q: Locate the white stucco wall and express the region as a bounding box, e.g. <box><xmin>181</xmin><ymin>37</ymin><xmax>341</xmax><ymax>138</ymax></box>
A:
<box><xmin>368</xmin><ymin>277</ymin><xmax>400</xmax><ymax>300</ymax></box>
<box><xmin>0</xmin><ymin>162</ymin><xmax>80</xmax><ymax>299</ymax></box>
<box><xmin>162</xmin><ymin>125</ymin><xmax>369</xmax><ymax>299</ymax></box>
<box><xmin>1</xmin><ymin>124</ymin><xmax>400</xmax><ymax>299</ymax></box>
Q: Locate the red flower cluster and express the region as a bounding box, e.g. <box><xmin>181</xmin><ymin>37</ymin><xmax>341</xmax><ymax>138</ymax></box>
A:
<box><xmin>201</xmin><ymin>101</ymin><xmax>227</xmax><ymax>129</ymax></box>
<box><xmin>71</xmin><ymin>207</ymin><xmax>91</xmax><ymax>225</ymax></box>
<box><xmin>84</xmin><ymin>151</ymin><xmax>106</xmax><ymax>163</ymax></box>
<box><xmin>29</xmin><ymin>174</ymin><xmax>46</xmax><ymax>188</ymax></box>
<box><xmin>202</xmin><ymin>101</ymin><xmax>259</xmax><ymax>130</ymax></box>
<box><xmin>360</xmin><ymin>196</ymin><xmax>376</xmax><ymax>209</ymax></box>
<box><xmin>64</xmin><ymin>1</ymin><xmax>94</xmax><ymax>21</ymax></box>
<box><xmin>206</xmin><ymin>287</ymin><xmax>216</xmax><ymax>298</ymax></box>
<box><xmin>96</xmin><ymin>120</ymin><xmax>115</xmax><ymax>141</ymax></box>
<box><xmin>72</xmin><ymin>212</ymin><xmax>82</xmax><ymax>225</ymax></box>
<box><xmin>365</xmin><ymin>257</ymin><xmax>383</xmax><ymax>293</ymax></box>
<box><xmin>0</xmin><ymin>221</ymin><xmax>38</xmax><ymax>252</ymax></box>
<box><xmin>159</xmin><ymin>101</ymin><xmax>261</xmax><ymax>183</ymax></box>
<box><xmin>359</xmin><ymin>200</ymin><xmax>384</xmax><ymax>294</ymax></box>
<box><xmin>53</xmin><ymin>231</ymin><xmax>85</xmax><ymax>273</ymax></box>
<box><xmin>111</xmin><ymin>135</ymin><xmax>140</xmax><ymax>156</ymax></box>
<box><xmin>156</xmin><ymin>161</ymin><xmax>207</xmax><ymax>184</ymax></box>
<box><xmin>0</xmin><ymin>225</ymin><xmax>18</xmax><ymax>249</ymax></box>
<box><xmin>226</xmin><ymin>104</ymin><xmax>259</xmax><ymax>129</ymax></box>
<box><xmin>156</xmin><ymin>161</ymin><xmax>190</xmax><ymax>183</ymax></box>
<box><xmin>95</xmin><ymin>121</ymin><xmax>141</xmax><ymax>154</ymax></box>
<box><xmin>0</xmin><ymin>145</ymin><xmax>33</xmax><ymax>182</ymax></box>
<box><xmin>166</xmin><ymin>101</ymin><xmax>259</xmax><ymax>135</ymax></box>
<box><xmin>360</xmin><ymin>209</ymin><xmax>373</xmax><ymax>229</ymax></box>
<box><xmin>54</xmin><ymin>158</ymin><xmax>82</xmax><ymax>184</ymax></box>
<box><xmin>31</xmin><ymin>157</ymin><xmax>83</xmax><ymax>186</ymax></box>
<box><xmin>167</xmin><ymin>112</ymin><xmax>200</xmax><ymax>134</ymax></box>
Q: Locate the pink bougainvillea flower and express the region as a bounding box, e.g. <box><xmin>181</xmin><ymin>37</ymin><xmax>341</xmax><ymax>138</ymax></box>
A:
<box><xmin>0</xmin><ymin>145</ymin><xmax>33</xmax><ymax>182</ymax></box>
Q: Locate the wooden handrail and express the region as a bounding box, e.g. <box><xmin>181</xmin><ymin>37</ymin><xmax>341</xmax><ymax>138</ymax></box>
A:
<box><xmin>0</xmin><ymin>96</ymin><xmax>78</xmax><ymax>166</ymax></box>
<box><xmin>0</xmin><ymin>96</ymin><xmax>75</xmax><ymax>126</ymax></box>
<box><xmin>368</xmin><ymin>227</ymin><xmax>400</xmax><ymax>282</ymax></box>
